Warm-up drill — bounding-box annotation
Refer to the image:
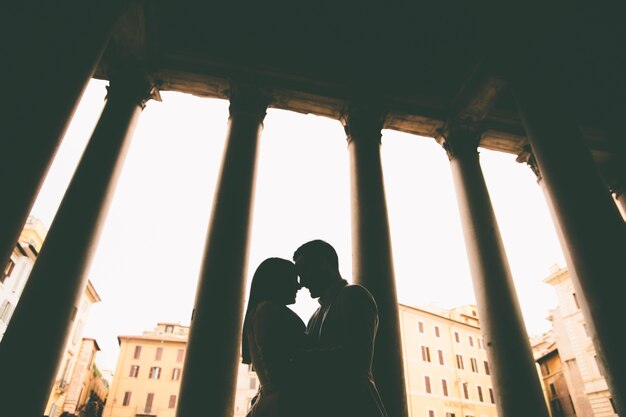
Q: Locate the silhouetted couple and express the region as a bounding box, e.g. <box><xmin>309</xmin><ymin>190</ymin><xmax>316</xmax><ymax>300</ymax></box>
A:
<box><xmin>242</xmin><ymin>240</ymin><xmax>389</xmax><ymax>417</ymax></box>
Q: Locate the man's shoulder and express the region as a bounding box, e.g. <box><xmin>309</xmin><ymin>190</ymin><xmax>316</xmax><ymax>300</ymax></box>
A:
<box><xmin>338</xmin><ymin>284</ymin><xmax>376</xmax><ymax>305</ymax></box>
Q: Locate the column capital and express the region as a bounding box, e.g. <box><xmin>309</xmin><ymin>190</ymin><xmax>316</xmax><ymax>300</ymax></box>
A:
<box><xmin>228</xmin><ymin>82</ymin><xmax>271</xmax><ymax>122</ymax></box>
<box><xmin>516</xmin><ymin>144</ymin><xmax>542</xmax><ymax>181</ymax></box>
<box><xmin>341</xmin><ymin>104</ymin><xmax>387</xmax><ymax>145</ymax></box>
<box><xmin>435</xmin><ymin>120</ymin><xmax>483</xmax><ymax>161</ymax></box>
<box><xmin>106</xmin><ymin>68</ymin><xmax>160</xmax><ymax>110</ymax></box>
<box><xmin>600</xmin><ymin>160</ymin><xmax>626</xmax><ymax>197</ymax></box>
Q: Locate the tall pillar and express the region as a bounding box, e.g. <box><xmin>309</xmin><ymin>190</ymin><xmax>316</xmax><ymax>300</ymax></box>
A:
<box><xmin>437</xmin><ymin>123</ymin><xmax>550</xmax><ymax>417</ymax></box>
<box><xmin>176</xmin><ymin>84</ymin><xmax>269</xmax><ymax>417</ymax></box>
<box><xmin>0</xmin><ymin>1</ymin><xmax>128</xmax><ymax>271</ymax></box>
<box><xmin>0</xmin><ymin>69</ymin><xmax>157</xmax><ymax>417</ymax></box>
<box><xmin>610</xmin><ymin>183</ymin><xmax>626</xmax><ymax>220</ymax></box>
<box><xmin>511</xmin><ymin>71</ymin><xmax>626</xmax><ymax>415</ymax></box>
<box><xmin>344</xmin><ymin>104</ymin><xmax>408</xmax><ymax>417</ymax></box>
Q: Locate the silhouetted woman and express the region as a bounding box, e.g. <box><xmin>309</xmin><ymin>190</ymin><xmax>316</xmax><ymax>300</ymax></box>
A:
<box><xmin>242</xmin><ymin>257</ymin><xmax>306</xmax><ymax>417</ymax></box>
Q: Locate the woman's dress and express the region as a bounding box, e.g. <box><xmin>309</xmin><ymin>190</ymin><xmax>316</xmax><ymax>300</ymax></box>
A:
<box><xmin>246</xmin><ymin>301</ymin><xmax>307</xmax><ymax>417</ymax></box>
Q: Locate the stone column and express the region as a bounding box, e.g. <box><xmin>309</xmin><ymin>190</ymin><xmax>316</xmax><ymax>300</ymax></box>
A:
<box><xmin>0</xmin><ymin>1</ymin><xmax>129</xmax><ymax>276</ymax></box>
<box><xmin>437</xmin><ymin>123</ymin><xmax>550</xmax><ymax>417</ymax></box>
<box><xmin>610</xmin><ymin>183</ymin><xmax>626</xmax><ymax>220</ymax></box>
<box><xmin>344</xmin><ymin>104</ymin><xmax>408</xmax><ymax>417</ymax></box>
<box><xmin>176</xmin><ymin>84</ymin><xmax>269</xmax><ymax>417</ymax></box>
<box><xmin>0</xmin><ymin>69</ymin><xmax>157</xmax><ymax>417</ymax></box>
<box><xmin>512</xmin><ymin>70</ymin><xmax>626</xmax><ymax>415</ymax></box>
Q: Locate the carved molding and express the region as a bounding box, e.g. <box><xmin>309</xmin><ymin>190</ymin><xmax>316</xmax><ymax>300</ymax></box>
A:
<box><xmin>515</xmin><ymin>144</ymin><xmax>542</xmax><ymax>181</ymax></box>
<box><xmin>435</xmin><ymin>120</ymin><xmax>483</xmax><ymax>161</ymax></box>
<box><xmin>341</xmin><ymin>104</ymin><xmax>387</xmax><ymax>145</ymax></box>
<box><xmin>106</xmin><ymin>67</ymin><xmax>161</xmax><ymax>109</ymax></box>
<box><xmin>228</xmin><ymin>82</ymin><xmax>271</xmax><ymax>122</ymax></box>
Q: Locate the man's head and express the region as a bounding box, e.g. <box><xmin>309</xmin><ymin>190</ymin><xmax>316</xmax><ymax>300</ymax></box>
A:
<box><xmin>293</xmin><ymin>239</ymin><xmax>341</xmax><ymax>298</ymax></box>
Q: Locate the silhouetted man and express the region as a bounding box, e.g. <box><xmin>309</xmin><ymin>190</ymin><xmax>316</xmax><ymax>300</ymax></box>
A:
<box><xmin>294</xmin><ymin>239</ymin><xmax>388</xmax><ymax>417</ymax></box>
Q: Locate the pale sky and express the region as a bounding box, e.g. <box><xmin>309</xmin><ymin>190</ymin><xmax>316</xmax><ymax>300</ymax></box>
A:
<box><xmin>29</xmin><ymin>79</ymin><xmax>566</xmax><ymax>372</ymax></box>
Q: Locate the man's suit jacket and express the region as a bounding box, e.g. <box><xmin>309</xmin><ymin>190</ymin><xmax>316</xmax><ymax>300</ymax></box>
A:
<box><xmin>304</xmin><ymin>279</ymin><xmax>388</xmax><ymax>417</ymax></box>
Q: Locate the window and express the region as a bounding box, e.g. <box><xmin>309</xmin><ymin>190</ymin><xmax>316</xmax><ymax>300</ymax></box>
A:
<box><xmin>428</xmin><ymin>411</ymin><xmax>435</xmax><ymax>417</ymax></box>
<box><xmin>435</xmin><ymin>326</ymin><xmax>440</xmax><ymax>337</ymax></box>
<box><xmin>129</xmin><ymin>365</ymin><xmax>139</xmax><ymax>378</ymax></box>
<box><xmin>149</xmin><ymin>366</ymin><xmax>161</xmax><ymax>380</ymax></box>
<box><xmin>172</xmin><ymin>368</ymin><xmax>181</xmax><ymax>381</ymax></box>
<box><xmin>550</xmin><ymin>399</ymin><xmax>564</xmax><ymax>417</ymax></box>
<box><xmin>249</xmin><ymin>377</ymin><xmax>257</xmax><ymax>390</ymax></box>
<box><xmin>0</xmin><ymin>301</ymin><xmax>14</xmax><ymax>323</ymax></box>
<box><xmin>421</xmin><ymin>346</ymin><xmax>431</xmax><ymax>362</ymax></box>
<box><xmin>424</xmin><ymin>376</ymin><xmax>431</xmax><ymax>394</ymax></box>
<box><xmin>438</xmin><ymin>349</ymin><xmax>444</xmax><ymax>365</ymax></box>
<box><xmin>454</xmin><ymin>332</ymin><xmax>460</xmax><ymax>343</ymax></box>
<box><xmin>169</xmin><ymin>394</ymin><xmax>177</xmax><ymax>409</ymax></box>
<box><xmin>470</xmin><ymin>358</ymin><xmax>478</xmax><ymax>373</ymax></box>
<box><xmin>165</xmin><ymin>324</ymin><xmax>174</xmax><ymax>333</ymax></box>
<box><xmin>489</xmin><ymin>388</ymin><xmax>495</xmax><ymax>404</ymax></box>
<box><xmin>477</xmin><ymin>386</ymin><xmax>484</xmax><ymax>402</ymax></box>
<box><xmin>463</xmin><ymin>382</ymin><xmax>469</xmax><ymax>399</ymax></box>
<box><xmin>133</xmin><ymin>345</ymin><xmax>142</xmax><ymax>359</ymax></box>
<box><xmin>418</xmin><ymin>322</ymin><xmax>424</xmax><ymax>333</ymax></box>
<box><xmin>549</xmin><ymin>383</ymin><xmax>557</xmax><ymax>397</ymax></box>
<box><xmin>572</xmin><ymin>293</ymin><xmax>580</xmax><ymax>309</ymax></box>
<box><xmin>541</xmin><ymin>362</ymin><xmax>550</xmax><ymax>376</ymax></box>
<box><xmin>468</xmin><ymin>336</ymin><xmax>474</xmax><ymax>347</ymax></box>
<box><xmin>2</xmin><ymin>259</ymin><xmax>15</xmax><ymax>283</ymax></box>
<box><xmin>442</xmin><ymin>379</ymin><xmax>448</xmax><ymax>396</ymax></box>
<box><xmin>478</xmin><ymin>338</ymin><xmax>482</xmax><ymax>349</ymax></box>
<box><xmin>145</xmin><ymin>393</ymin><xmax>154</xmax><ymax>413</ymax></box>
<box><xmin>177</xmin><ymin>349</ymin><xmax>185</xmax><ymax>362</ymax></box>
<box><xmin>156</xmin><ymin>347</ymin><xmax>163</xmax><ymax>360</ymax></box>
<box><xmin>484</xmin><ymin>361</ymin><xmax>490</xmax><ymax>375</ymax></box>
<box><xmin>445</xmin><ymin>413</ymin><xmax>455</xmax><ymax>417</ymax></box>
<box><xmin>122</xmin><ymin>391</ymin><xmax>132</xmax><ymax>406</ymax></box>
<box><xmin>456</xmin><ymin>354</ymin><xmax>464</xmax><ymax>370</ymax></box>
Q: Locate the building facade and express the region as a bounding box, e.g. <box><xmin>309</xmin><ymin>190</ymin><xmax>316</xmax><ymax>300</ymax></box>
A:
<box><xmin>532</xmin><ymin>333</ymin><xmax>578</xmax><ymax>417</ymax></box>
<box><xmin>531</xmin><ymin>266</ymin><xmax>619</xmax><ymax>417</ymax></box>
<box><xmin>399</xmin><ymin>304</ymin><xmax>497</xmax><ymax>417</ymax></box>
<box><xmin>103</xmin><ymin>322</ymin><xmax>259</xmax><ymax>417</ymax></box>
<box><xmin>0</xmin><ymin>216</ymin><xmax>47</xmax><ymax>340</ymax></box>
<box><xmin>61</xmin><ymin>338</ymin><xmax>108</xmax><ymax>416</ymax></box>
<box><xmin>45</xmin><ymin>281</ymin><xmax>103</xmax><ymax>417</ymax></box>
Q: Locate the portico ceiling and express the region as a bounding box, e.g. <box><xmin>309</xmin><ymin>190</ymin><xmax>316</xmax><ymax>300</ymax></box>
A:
<box><xmin>97</xmin><ymin>0</ymin><xmax>626</xmax><ymax>167</ymax></box>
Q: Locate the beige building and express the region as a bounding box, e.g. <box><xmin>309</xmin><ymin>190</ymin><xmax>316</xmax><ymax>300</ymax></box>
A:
<box><xmin>0</xmin><ymin>216</ymin><xmax>47</xmax><ymax>340</ymax></box>
<box><xmin>531</xmin><ymin>266</ymin><xmax>619</xmax><ymax>417</ymax></box>
<box><xmin>399</xmin><ymin>304</ymin><xmax>497</xmax><ymax>417</ymax></box>
<box><xmin>103</xmin><ymin>322</ymin><xmax>259</xmax><ymax>417</ymax></box>
<box><xmin>104</xmin><ymin>305</ymin><xmax>497</xmax><ymax>417</ymax></box>
<box><xmin>45</xmin><ymin>281</ymin><xmax>103</xmax><ymax>417</ymax></box>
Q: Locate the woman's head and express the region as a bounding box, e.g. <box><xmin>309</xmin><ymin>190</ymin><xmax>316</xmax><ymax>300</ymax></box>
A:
<box><xmin>242</xmin><ymin>257</ymin><xmax>301</xmax><ymax>364</ymax></box>
<box><xmin>248</xmin><ymin>257</ymin><xmax>301</xmax><ymax>306</ymax></box>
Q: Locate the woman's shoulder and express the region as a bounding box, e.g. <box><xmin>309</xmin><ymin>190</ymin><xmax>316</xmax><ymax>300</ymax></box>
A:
<box><xmin>254</xmin><ymin>301</ymin><xmax>295</xmax><ymax>319</ymax></box>
<box><xmin>254</xmin><ymin>302</ymin><xmax>305</xmax><ymax>328</ymax></box>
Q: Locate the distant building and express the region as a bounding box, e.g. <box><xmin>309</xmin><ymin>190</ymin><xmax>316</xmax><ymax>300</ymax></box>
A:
<box><xmin>58</xmin><ymin>338</ymin><xmax>108</xmax><ymax>416</ymax></box>
<box><xmin>104</xmin><ymin>304</ymin><xmax>496</xmax><ymax>417</ymax></box>
<box><xmin>45</xmin><ymin>281</ymin><xmax>103</xmax><ymax>417</ymax></box>
<box><xmin>531</xmin><ymin>266</ymin><xmax>618</xmax><ymax>417</ymax></box>
<box><xmin>0</xmin><ymin>216</ymin><xmax>47</xmax><ymax>339</ymax></box>
<box><xmin>399</xmin><ymin>304</ymin><xmax>497</xmax><ymax>417</ymax></box>
<box><xmin>1</xmin><ymin>217</ymin><xmax>104</xmax><ymax>417</ymax></box>
<box><xmin>103</xmin><ymin>323</ymin><xmax>258</xmax><ymax>417</ymax></box>
<box><xmin>532</xmin><ymin>331</ymin><xmax>578</xmax><ymax>417</ymax></box>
